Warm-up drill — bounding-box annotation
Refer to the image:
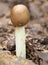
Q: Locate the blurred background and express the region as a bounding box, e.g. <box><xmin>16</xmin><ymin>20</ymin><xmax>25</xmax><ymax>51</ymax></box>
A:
<box><xmin>0</xmin><ymin>0</ymin><xmax>48</xmax><ymax>65</ymax></box>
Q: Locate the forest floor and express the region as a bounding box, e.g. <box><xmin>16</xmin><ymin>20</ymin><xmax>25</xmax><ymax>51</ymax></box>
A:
<box><xmin>0</xmin><ymin>0</ymin><xmax>48</xmax><ymax>65</ymax></box>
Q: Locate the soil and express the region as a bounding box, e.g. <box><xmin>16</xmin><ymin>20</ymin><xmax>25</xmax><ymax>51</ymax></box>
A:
<box><xmin>0</xmin><ymin>0</ymin><xmax>48</xmax><ymax>65</ymax></box>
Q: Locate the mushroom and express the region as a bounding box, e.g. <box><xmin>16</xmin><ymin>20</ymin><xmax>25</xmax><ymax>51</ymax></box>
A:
<box><xmin>11</xmin><ymin>4</ymin><xmax>30</xmax><ymax>58</ymax></box>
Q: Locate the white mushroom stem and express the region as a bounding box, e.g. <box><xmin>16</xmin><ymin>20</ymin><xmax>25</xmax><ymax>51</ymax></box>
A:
<box><xmin>15</xmin><ymin>26</ymin><xmax>26</xmax><ymax>58</ymax></box>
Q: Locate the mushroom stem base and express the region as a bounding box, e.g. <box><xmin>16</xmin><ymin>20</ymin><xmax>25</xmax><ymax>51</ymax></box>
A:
<box><xmin>15</xmin><ymin>26</ymin><xmax>26</xmax><ymax>58</ymax></box>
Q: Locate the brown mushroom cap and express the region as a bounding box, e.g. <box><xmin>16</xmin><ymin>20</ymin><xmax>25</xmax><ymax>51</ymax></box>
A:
<box><xmin>11</xmin><ymin>4</ymin><xmax>30</xmax><ymax>27</ymax></box>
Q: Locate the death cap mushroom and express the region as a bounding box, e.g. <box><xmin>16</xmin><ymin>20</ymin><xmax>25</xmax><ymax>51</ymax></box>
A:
<box><xmin>11</xmin><ymin>4</ymin><xmax>30</xmax><ymax>27</ymax></box>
